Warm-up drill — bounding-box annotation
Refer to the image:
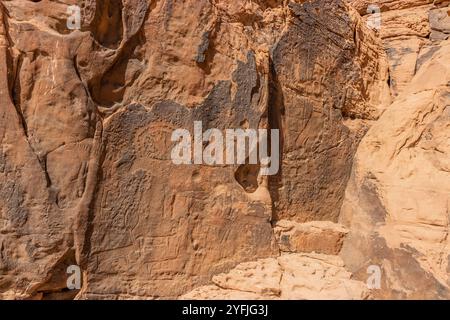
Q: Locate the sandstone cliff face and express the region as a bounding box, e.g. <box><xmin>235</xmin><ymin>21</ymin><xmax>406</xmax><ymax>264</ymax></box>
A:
<box><xmin>0</xmin><ymin>0</ymin><xmax>448</xmax><ymax>300</ymax></box>
<box><xmin>340</xmin><ymin>0</ymin><xmax>450</xmax><ymax>299</ymax></box>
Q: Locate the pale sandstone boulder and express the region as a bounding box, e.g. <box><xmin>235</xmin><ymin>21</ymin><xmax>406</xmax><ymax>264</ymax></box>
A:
<box><xmin>182</xmin><ymin>253</ymin><xmax>370</xmax><ymax>300</ymax></box>
<box><xmin>379</xmin><ymin>5</ymin><xmax>432</xmax><ymax>39</ymax></box>
<box><xmin>181</xmin><ymin>285</ymin><xmax>272</xmax><ymax>300</ymax></box>
<box><xmin>211</xmin><ymin>258</ymin><xmax>282</xmax><ymax>296</ymax></box>
<box><xmin>278</xmin><ymin>253</ymin><xmax>369</xmax><ymax>300</ymax></box>
<box><xmin>347</xmin><ymin>0</ymin><xmax>434</xmax><ymax>14</ymax></box>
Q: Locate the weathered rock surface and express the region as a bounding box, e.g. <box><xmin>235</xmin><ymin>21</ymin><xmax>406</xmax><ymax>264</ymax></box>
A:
<box><xmin>338</xmin><ymin>0</ymin><xmax>450</xmax><ymax>299</ymax></box>
<box><xmin>340</xmin><ymin>38</ymin><xmax>450</xmax><ymax>299</ymax></box>
<box><xmin>269</xmin><ymin>0</ymin><xmax>390</xmax><ymax>223</ymax></box>
<box><xmin>182</xmin><ymin>253</ymin><xmax>370</xmax><ymax>300</ymax></box>
<box><xmin>274</xmin><ymin>220</ymin><xmax>349</xmax><ymax>255</ymax></box>
<box><xmin>0</xmin><ymin>0</ymin><xmax>448</xmax><ymax>300</ymax></box>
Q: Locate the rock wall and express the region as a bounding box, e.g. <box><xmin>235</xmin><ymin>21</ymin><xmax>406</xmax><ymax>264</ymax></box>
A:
<box><xmin>341</xmin><ymin>0</ymin><xmax>450</xmax><ymax>299</ymax></box>
<box><xmin>0</xmin><ymin>0</ymin><xmax>448</xmax><ymax>300</ymax></box>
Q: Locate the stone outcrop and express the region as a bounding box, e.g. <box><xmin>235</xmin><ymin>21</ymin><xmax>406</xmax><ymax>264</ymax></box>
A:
<box><xmin>0</xmin><ymin>0</ymin><xmax>448</xmax><ymax>300</ymax></box>
<box><xmin>340</xmin><ymin>38</ymin><xmax>450</xmax><ymax>299</ymax></box>
<box><xmin>182</xmin><ymin>253</ymin><xmax>370</xmax><ymax>300</ymax></box>
<box><xmin>269</xmin><ymin>0</ymin><xmax>390</xmax><ymax>224</ymax></box>
<box><xmin>274</xmin><ymin>220</ymin><xmax>349</xmax><ymax>255</ymax></box>
<box><xmin>339</xmin><ymin>0</ymin><xmax>450</xmax><ymax>299</ymax></box>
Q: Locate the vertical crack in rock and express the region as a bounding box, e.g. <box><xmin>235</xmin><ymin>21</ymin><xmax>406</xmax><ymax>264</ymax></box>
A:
<box><xmin>11</xmin><ymin>55</ymin><xmax>26</xmax><ymax>133</ymax></box>
<box><xmin>74</xmin><ymin>121</ymin><xmax>105</xmax><ymax>268</ymax></box>
<box><xmin>0</xmin><ymin>4</ymin><xmax>27</xmax><ymax>138</ymax></box>
<box><xmin>267</xmin><ymin>57</ymin><xmax>284</xmax><ymax>220</ymax></box>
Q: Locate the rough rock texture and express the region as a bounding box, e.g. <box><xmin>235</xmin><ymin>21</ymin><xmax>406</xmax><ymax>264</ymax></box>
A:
<box><xmin>274</xmin><ymin>220</ymin><xmax>349</xmax><ymax>255</ymax></box>
<box><xmin>0</xmin><ymin>0</ymin><xmax>448</xmax><ymax>300</ymax></box>
<box><xmin>182</xmin><ymin>253</ymin><xmax>370</xmax><ymax>300</ymax></box>
<box><xmin>340</xmin><ymin>38</ymin><xmax>450</xmax><ymax>299</ymax></box>
<box><xmin>268</xmin><ymin>0</ymin><xmax>391</xmax><ymax>224</ymax></box>
<box><xmin>339</xmin><ymin>0</ymin><xmax>450</xmax><ymax>299</ymax></box>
